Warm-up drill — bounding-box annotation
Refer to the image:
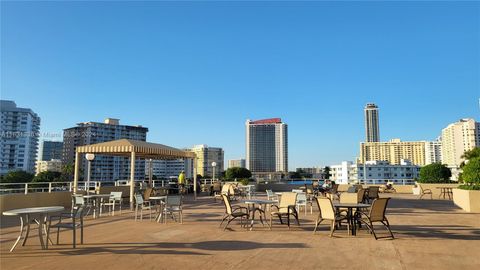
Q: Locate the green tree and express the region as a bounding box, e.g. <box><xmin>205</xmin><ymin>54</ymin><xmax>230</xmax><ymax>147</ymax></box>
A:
<box><xmin>460</xmin><ymin>147</ymin><xmax>480</xmax><ymax>168</ymax></box>
<box><xmin>32</xmin><ymin>171</ymin><xmax>62</xmax><ymax>182</ymax></box>
<box><xmin>324</xmin><ymin>166</ymin><xmax>331</xmax><ymax>180</ymax></box>
<box><xmin>225</xmin><ymin>167</ymin><xmax>252</xmax><ymax>180</ymax></box>
<box><xmin>0</xmin><ymin>170</ymin><xmax>35</xmax><ymax>183</ymax></box>
<box><xmin>418</xmin><ymin>163</ymin><xmax>452</xmax><ymax>183</ymax></box>
<box><xmin>461</xmin><ymin>157</ymin><xmax>480</xmax><ymax>185</ymax></box>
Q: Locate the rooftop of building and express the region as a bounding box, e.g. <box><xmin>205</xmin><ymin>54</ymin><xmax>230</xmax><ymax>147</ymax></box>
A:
<box><xmin>1</xmin><ymin>193</ymin><xmax>479</xmax><ymax>270</ymax></box>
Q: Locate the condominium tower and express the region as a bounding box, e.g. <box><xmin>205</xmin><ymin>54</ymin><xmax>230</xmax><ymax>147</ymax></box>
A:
<box><xmin>359</xmin><ymin>139</ymin><xmax>427</xmax><ymax>166</ymax></box>
<box><xmin>441</xmin><ymin>118</ymin><xmax>480</xmax><ymax>167</ymax></box>
<box><xmin>364</xmin><ymin>103</ymin><xmax>380</xmax><ymax>142</ymax></box>
<box><xmin>246</xmin><ymin>118</ymin><xmax>288</xmax><ymax>179</ymax></box>
<box><xmin>228</xmin><ymin>159</ymin><xmax>246</xmax><ymax>169</ymax></box>
<box><xmin>184</xmin><ymin>145</ymin><xmax>224</xmax><ymax>178</ymax></box>
<box><xmin>62</xmin><ymin>118</ymin><xmax>148</xmax><ymax>181</ymax></box>
<box><xmin>0</xmin><ymin>100</ymin><xmax>41</xmax><ymax>175</ymax></box>
<box><xmin>39</xmin><ymin>141</ymin><xmax>63</xmax><ymax>161</ymax></box>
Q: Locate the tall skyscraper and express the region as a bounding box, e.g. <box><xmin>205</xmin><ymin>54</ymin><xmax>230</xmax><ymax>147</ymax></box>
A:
<box><xmin>184</xmin><ymin>145</ymin><xmax>224</xmax><ymax>178</ymax></box>
<box><xmin>441</xmin><ymin>118</ymin><xmax>480</xmax><ymax>167</ymax></box>
<box><xmin>0</xmin><ymin>100</ymin><xmax>40</xmax><ymax>175</ymax></box>
<box><xmin>40</xmin><ymin>141</ymin><xmax>63</xmax><ymax>161</ymax></box>
<box><xmin>424</xmin><ymin>139</ymin><xmax>442</xmax><ymax>165</ymax></box>
<box><xmin>62</xmin><ymin>118</ymin><xmax>148</xmax><ymax>181</ymax></box>
<box><xmin>246</xmin><ymin>118</ymin><xmax>288</xmax><ymax>179</ymax></box>
<box><xmin>364</xmin><ymin>103</ymin><xmax>380</xmax><ymax>142</ymax></box>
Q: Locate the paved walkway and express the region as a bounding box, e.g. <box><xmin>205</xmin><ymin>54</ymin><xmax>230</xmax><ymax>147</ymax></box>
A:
<box><xmin>1</xmin><ymin>194</ymin><xmax>479</xmax><ymax>270</ymax></box>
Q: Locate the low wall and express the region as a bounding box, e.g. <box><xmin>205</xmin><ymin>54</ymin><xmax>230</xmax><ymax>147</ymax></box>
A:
<box><xmin>97</xmin><ymin>186</ymin><xmax>131</xmax><ymax>199</ymax></box>
<box><xmin>256</xmin><ymin>183</ymin><xmax>304</xmax><ymax>192</ymax></box>
<box><xmin>417</xmin><ymin>183</ymin><xmax>460</xmax><ymax>198</ymax></box>
<box><xmin>0</xmin><ymin>191</ymin><xmax>73</xmax><ymax>214</ymax></box>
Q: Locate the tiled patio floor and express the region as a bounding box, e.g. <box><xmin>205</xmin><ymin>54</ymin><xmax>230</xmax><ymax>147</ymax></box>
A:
<box><xmin>1</xmin><ymin>193</ymin><xmax>479</xmax><ymax>270</ymax></box>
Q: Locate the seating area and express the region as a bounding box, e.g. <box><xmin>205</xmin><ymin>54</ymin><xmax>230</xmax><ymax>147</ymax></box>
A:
<box><xmin>1</xmin><ymin>188</ymin><xmax>480</xmax><ymax>270</ymax></box>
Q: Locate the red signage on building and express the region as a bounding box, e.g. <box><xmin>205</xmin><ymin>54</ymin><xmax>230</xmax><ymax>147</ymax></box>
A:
<box><xmin>251</xmin><ymin>118</ymin><xmax>282</xmax><ymax>124</ymax></box>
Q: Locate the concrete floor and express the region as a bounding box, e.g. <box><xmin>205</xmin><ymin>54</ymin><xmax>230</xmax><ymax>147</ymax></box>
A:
<box><xmin>1</xmin><ymin>193</ymin><xmax>479</xmax><ymax>270</ymax></box>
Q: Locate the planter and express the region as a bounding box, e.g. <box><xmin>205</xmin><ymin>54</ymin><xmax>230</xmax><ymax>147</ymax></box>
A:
<box><xmin>453</xmin><ymin>188</ymin><xmax>480</xmax><ymax>213</ymax></box>
<box><xmin>412</xmin><ymin>187</ymin><xmax>421</xmax><ymax>195</ymax></box>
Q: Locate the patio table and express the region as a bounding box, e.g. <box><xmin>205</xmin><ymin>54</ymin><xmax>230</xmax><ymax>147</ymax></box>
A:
<box><xmin>436</xmin><ymin>187</ymin><xmax>453</xmax><ymax>200</ymax></box>
<box><xmin>243</xmin><ymin>199</ymin><xmax>275</xmax><ymax>231</ymax></box>
<box><xmin>333</xmin><ymin>203</ymin><xmax>370</xmax><ymax>236</ymax></box>
<box><xmin>237</xmin><ymin>185</ymin><xmax>255</xmax><ymax>199</ymax></box>
<box><xmin>149</xmin><ymin>196</ymin><xmax>167</xmax><ymax>223</ymax></box>
<box><xmin>3</xmin><ymin>206</ymin><xmax>65</xmax><ymax>252</ymax></box>
<box><xmin>83</xmin><ymin>194</ymin><xmax>111</xmax><ymax>218</ymax></box>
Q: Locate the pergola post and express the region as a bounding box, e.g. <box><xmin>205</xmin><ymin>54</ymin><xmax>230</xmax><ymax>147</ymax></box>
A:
<box><xmin>193</xmin><ymin>156</ymin><xmax>197</xmax><ymax>200</ymax></box>
<box><xmin>73</xmin><ymin>151</ymin><xmax>80</xmax><ymax>194</ymax></box>
<box><xmin>130</xmin><ymin>151</ymin><xmax>136</xmax><ymax>210</ymax></box>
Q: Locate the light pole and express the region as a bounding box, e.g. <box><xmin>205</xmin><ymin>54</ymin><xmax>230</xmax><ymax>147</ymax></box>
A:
<box><xmin>211</xmin><ymin>162</ymin><xmax>217</xmax><ymax>182</ymax></box>
<box><xmin>85</xmin><ymin>153</ymin><xmax>95</xmax><ymax>194</ymax></box>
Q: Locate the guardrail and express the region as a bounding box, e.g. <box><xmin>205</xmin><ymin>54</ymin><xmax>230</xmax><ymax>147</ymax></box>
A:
<box><xmin>0</xmin><ymin>179</ymin><xmax>219</xmax><ymax>194</ymax></box>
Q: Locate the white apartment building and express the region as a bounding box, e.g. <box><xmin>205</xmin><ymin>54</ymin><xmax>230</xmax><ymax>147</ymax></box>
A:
<box><xmin>145</xmin><ymin>159</ymin><xmax>193</xmax><ymax>179</ymax></box>
<box><xmin>228</xmin><ymin>159</ymin><xmax>246</xmax><ymax>169</ymax></box>
<box><xmin>0</xmin><ymin>100</ymin><xmax>41</xmax><ymax>175</ymax></box>
<box><xmin>425</xmin><ymin>139</ymin><xmax>442</xmax><ymax>165</ymax></box>
<box><xmin>330</xmin><ymin>160</ymin><xmax>420</xmax><ymax>185</ymax></box>
<box><xmin>441</xmin><ymin>118</ymin><xmax>479</xmax><ymax>167</ymax></box>
<box><xmin>35</xmin><ymin>159</ymin><xmax>62</xmax><ymax>175</ymax></box>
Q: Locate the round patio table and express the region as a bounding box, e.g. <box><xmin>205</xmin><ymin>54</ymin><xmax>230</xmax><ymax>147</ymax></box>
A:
<box><xmin>3</xmin><ymin>206</ymin><xmax>65</xmax><ymax>252</ymax></box>
<box><xmin>83</xmin><ymin>194</ymin><xmax>111</xmax><ymax>218</ymax></box>
<box><xmin>436</xmin><ymin>187</ymin><xmax>453</xmax><ymax>200</ymax></box>
<box><xmin>332</xmin><ymin>203</ymin><xmax>370</xmax><ymax>236</ymax></box>
<box><xmin>149</xmin><ymin>196</ymin><xmax>167</xmax><ymax>223</ymax></box>
<box><xmin>243</xmin><ymin>199</ymin><xmax>276</xmax><ymax>231</ymax></box>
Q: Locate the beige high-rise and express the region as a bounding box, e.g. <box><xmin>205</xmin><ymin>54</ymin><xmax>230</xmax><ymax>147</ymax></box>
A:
<box><xmin>184</xmin><ymin>145</ymin><xmax>224</xmax><ymax>178</ymax></box>
<box><xmin>441</xmin><ymin>118</ymin><xmax>480</xmax><ymax>167</ymax></box>
<box><xmin>359</xmin><ymin>139</ymin><xmax>427</xmax><ymax>166</ymax></box>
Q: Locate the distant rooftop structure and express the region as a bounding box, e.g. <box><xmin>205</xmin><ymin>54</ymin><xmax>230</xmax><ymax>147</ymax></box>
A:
<box><xmin>249</xmin><ymin>118</ymin><xmax>282</xmax><ymax>124</ymax></box>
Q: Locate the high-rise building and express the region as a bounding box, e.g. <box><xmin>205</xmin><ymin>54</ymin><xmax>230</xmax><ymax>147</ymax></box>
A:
<box><xmin>359</xmin><ymin>139</ymin><xmax>427</xmax><ymax>166</ymax></box>
<box><xmin>441</xmin><ymin>118</ymin><xmax>480</xmax><ymax>167</ymax></box>
<box><xmin>36</xmin><ymin>159</ymin><xmax>62</xmax><ymax>175</ymax></box>
<box><xmin>364</xmin><ymin>103</ymin><xmax>380</xmax><ymax>142</ymax></box>
<box><xmin>246</xmin><ymin>118</ymin><xmax>288</xmax><ymax>179</ymax></box>
<box><xmin>424</xmin><ymin>139</ymin><xmax>442</xmax><ymax>165</ymax></box>
<box><xmin>0</xmin><ymin>100</ymin><xmax>40</xmax><ymax>175</ymax></box>
<box><xmin>146</xmin><ymin>159</ymin><xmax>192</xmax><ymax>179</ymax></box>
<box><xmin>228</xmin><ymin>159</ymin><xmax>246</xmax><ymax>169</ymax></box>
<box><xmin>39</xmin><ymin>141</ymin><xmax>63</xmax><ymax>161</ymax></box>
<box><xmin>62</xmin><ymin>118</ymin><xmax>148</xmax><ymax>181</ymax></box>
<box><xmin>184</xmin><ymin>145</ymin><xmax>224</xmax><ymax>178</ymax></box>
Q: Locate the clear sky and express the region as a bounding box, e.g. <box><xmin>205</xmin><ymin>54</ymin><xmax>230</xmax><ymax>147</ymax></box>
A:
<box><xmin>1</xmin><ymin>1</ymin><xmax>479</xmax><ymax>170</ymax></box>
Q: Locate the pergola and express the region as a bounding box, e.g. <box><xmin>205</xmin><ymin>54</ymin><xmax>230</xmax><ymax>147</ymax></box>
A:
<box><xmin>73</xmin><ymin>139</ymin><xmax>197</xmax><ymax>208</ymax></box>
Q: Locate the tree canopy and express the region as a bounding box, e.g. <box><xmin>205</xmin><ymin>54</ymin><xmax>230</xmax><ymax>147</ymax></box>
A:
<box><xmin>418</xmin><ymin>163</ymin><xmax>452</xmax><ymax>183</ymax></box>
<box><xmin>225</xmin><ymin>167</ymin><xmax>252</xmax><ymax>180</ymax></box>
<box><xmin>32</xmin><ymin>171</ymin><xmax>63</xmax><ymax>182</ymax></box>
<box><xmin>0</xmin><ymin>170</ymin><xmax>35</xmax><ymax>183</ymax></box>
<box><xmin>461</xmin><ymin>157</ymin><xmax>480</xmax><ymax>185</ymax></box>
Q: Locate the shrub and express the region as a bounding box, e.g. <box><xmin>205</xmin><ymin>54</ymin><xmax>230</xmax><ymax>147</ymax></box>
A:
<box><xmin>0</xmin><ymin>170</ymin><xmax>34</xmax><ymax>183</ymax></box>
<box><xmin>459</xmin><ymin>157</ymin><xmax>480</xmax><ymax>190</ymax></box>
<box><xmin>239</xmin><ymin>178</ymin><xmax>250</xmax><ymax>186</ymax></box>
<box><xmin>225</xmin><ymin>167</ymin><xmax>252</xmax><ymax>180</ymax></box>
<box><xmin>418</xmin><ymin>163</ymin><xmax>452</xmax><ymax>183</ymax></box>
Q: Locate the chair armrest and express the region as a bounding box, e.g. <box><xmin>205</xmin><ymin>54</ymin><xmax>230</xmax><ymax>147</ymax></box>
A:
<box><xmin>424</xmin><ymin>189</ymin><xmax>432</xmax><ymax>192</ymax></box>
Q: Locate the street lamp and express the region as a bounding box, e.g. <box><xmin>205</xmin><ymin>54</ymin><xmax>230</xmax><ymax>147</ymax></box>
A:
<box><xmin>85</xmin><ymin>153</ymin><xmax>95</xmax><ymax>194</ymax></box>
<box><xmin>211</xmin><ymin>162</ymin><xmax>217</xmax><ymax>181</ymax></box>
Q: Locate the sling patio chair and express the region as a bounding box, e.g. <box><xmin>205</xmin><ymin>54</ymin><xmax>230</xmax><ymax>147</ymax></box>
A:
<box><xmin>162</xmin><ymin>195</ymin><xmax>183</xmax><ymax>224</ymax></box>
<box><xmin>266</xmin><ymin>189</ymin><xmax>279</xmax><ymax>203</ymax></box>
<box><xmin>269</xmin><ymin>192</ymin><xmax>300</xmax><ymax>230</ymax></box>
<box><xmin>219</xmin><ymin>194</ymin><xmax>249</xmax><ymax>231</ymax></box>
<box><xmin>214</xmin><ymin>183</ymin><xmax>232</xmax><ymax>202</ymax></box>
<box><xmin>134</xmin><ymin>193</ymin><xmax>154</xmax><ymax>221</ymax></box>
<box><xmin>47</xmin><ymin>204</ymin><xmax>86</xmax><ymax>249</ymax></box>
<box><xmin>366</xmin><ymin>186</ymin><xmax>380</xmax><ymax>203</ymax></box>
<box><xmin>358</xmin><ymin>197</ymin><xmax>394</xmax><ymax>240</ymax></box>
<box><xmin>313</xmin><ymin>196</ymin><xmax>347</xmax><ymax>237</ymax></box>
<box><xmin>419</xmin><ymin>184</ymin><xmax>433</xmax><ymax>200</ymax></box>
<box><xmin>100</xmin><ymin>191</ymin><xmax>123</xmax><ymax>216</ymax></box>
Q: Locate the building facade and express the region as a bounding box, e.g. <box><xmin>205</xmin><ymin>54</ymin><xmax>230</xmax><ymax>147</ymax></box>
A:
<box><xmin>364</xmin><ymin>103</ymin><xmax>380</xmax><ymax>142</ymax></box>
<box><xmin>62</xmin><ymin>118</ymin><xmax>148</xmax><ymax>181</ymax></box>
<box><xmin>228</xmin><ymin>159</ymin><xmax>246</xmax><ymax>169</ymax></box>
<box><xmin>246</xmin><ymin>118</ymin><xmax>288</xmax><ymax>180</ymax></box>
<box><xmin>40</xmin><ymin>141</ymin><xmax>63</xmax><ymax>161</ymax></box>
<box><xmin>424</xmin><ymin>139</ymin><xmax>442</xmax><ymax>165</ymax></box>
<box><xmin>184</xmin><ymin>145</ymin><xmax>224</xmax><ymax>178</ymax></box>
<box><xmin>330</xmin><ymin>160</ymin><xmax>420</xmax><ymax>185</ymax></box>
<box><xmin>0</xmin><ymin>100</ymin><xmax>41</xmax><ymax>175</ymax></box>
<box><xmin>36</xmin><ymin>159</ymin><xmax>62</xmax><ymax>175</ymax></box>
<box><xmin>295</xmin><ymin>167</ymin><xmax>324</xmax><ymax>179</ymax></box>
<box><xmin>359</xmin><ymin>139</ymin><xmax>427</xmax><ymax>166</ymax></box>
<box><xmin>145</xmin><ymin>159</ymin><xmax>193</xmax><ymax>179</ymax></box>
<box><xmin>441</xmin><ymin>118</ymin><xmax>480</xmax><ymax>167</ymax></box>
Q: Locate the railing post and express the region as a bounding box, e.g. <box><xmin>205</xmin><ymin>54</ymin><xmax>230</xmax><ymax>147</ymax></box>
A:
<box><xmin>24</xmin><ymin>183</ymin><xmax>28</xmax><ymax>194</ymax></box>
<box><xmin>69</xmin><ymin>182</ymin><xmax>72</xmax><ymax>192</ymax></box>
<box><xmin>48</xmin><ymin>182</ymin><xmax>52</xmax><ymax>193</ymax></box>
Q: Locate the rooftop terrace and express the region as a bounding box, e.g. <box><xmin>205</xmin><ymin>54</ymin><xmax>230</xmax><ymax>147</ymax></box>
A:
<box><xmin>1</xmin><ymin>193</ymin><xmax>479</xmax><ymax>270</ymax></box>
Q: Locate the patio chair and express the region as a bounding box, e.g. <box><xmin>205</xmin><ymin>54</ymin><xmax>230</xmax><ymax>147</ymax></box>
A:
<box><xmin>144</xmin><ymin>187</ymin><xmax>154</xmax><ymax>201</ymax></box>
<box><xmin>266</xmin><ymin>189</ymin><xmax>279</xmax><ymax>203</ymax></box>
<box><xmin>211</xmin><ymin>182</ymin><xmax>222</xmax><ymax>196</ymax></box>
<box><xmin>100</xmin><ymin>192</ymin><xmax>123</xmax><ymax>216</ymax></box>
<box><xmin>134</xmin><ymin>193</ymin><xmax>154</xmax><ymax>221</ymax></box>
<box><xmin>366</xmin><ymin>186</ymin><xmax>380</xmax><ymax>203</ymax></box>
<box><xmin>220</xmin><ymin>194</ymin><xmax>249</xmax><ymax>230</ymax></box>
<box><xmin>313</xmin><ymin>197</ymin><xmax>347</xmax><ymax>237</ymax></box>
<box><xmin>214</xmin><ymin>183</ymin><xmax>231</xmax><ymax>202</ymax></box>
<box><xmin>296</xmin><ymin>192</ymin><xmax>312</xmax><ymax>215</ymax></box>
<box><xmin>47</xmin><ymin>204</ymin><xmax>86</xmax><ymax>249</ymax></box>
<box><xmin>358</xmin><ymin>198</ymin><xmax>394</xmax><ymax>240</ymax></box>
<box><xmin>326</xmin><ymin>184</ymin><xmax>339</xmax><ymax>200</ymax></box>
<box><xmin>163</xmin><ymin>195</ymin><xmax>183</xmax><ymax>224</ymax></box>
<box><xmin>269</xmin><ymin>192</ymin><xmax>300</xmax><ymax>229</ymax></box>
<box><xmin>419</xmin><ymin>184</ymin><xmax>433</xmax><ymax>200</ymax></box>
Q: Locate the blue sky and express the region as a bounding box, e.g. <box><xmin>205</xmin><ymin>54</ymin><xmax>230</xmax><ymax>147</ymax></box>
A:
<box><xmin>1</xmin><ymin>1</ymin><xmax>479</xmax><ymax>169</ymax></box>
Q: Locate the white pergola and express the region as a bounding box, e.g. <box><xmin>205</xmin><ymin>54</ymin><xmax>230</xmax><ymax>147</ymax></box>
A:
<box><xmin>73</xmin><ymin>139</ymin><xmax>197</xmax><ymax>209</ymax></box>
